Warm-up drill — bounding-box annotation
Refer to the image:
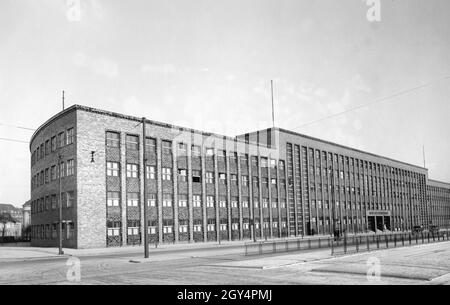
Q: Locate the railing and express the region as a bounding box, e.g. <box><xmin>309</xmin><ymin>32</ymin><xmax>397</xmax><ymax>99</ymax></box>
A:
<box><xmin>331</xmin><ymin>229</ymin><xmax>450</xmax><ymax>255</ymax></box>
<box><xmin>243</xmin><ymin>229</ymin><xmax>450</xmax><ymax>256</ymax></box>
<box><xmin>244</xmin><ymin>236</ymin><xmax>333</xmax><ymax>256</ymax></box>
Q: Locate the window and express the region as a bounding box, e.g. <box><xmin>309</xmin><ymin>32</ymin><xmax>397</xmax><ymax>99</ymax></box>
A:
<box><xmin>260</xmin><ymin>157</ymin><xmax>268</xmax><ymax>168</ymax></box>
<box><xmin>146</xmin><ymin>165</ymin><xmax>156</xmax><ymax>179</ymax></box>
<box><xmin>207</xmin><ymin>219</ymin><xmax>215</xmax><ymax>232</ymax></box>
<box><xmin>148</xmin><ymin>220</ymin><xmax>157</xmax><ymax>234</ymax></box>
<box><xmin>243</xmin><ymin>221</ymin><xmax>249</xmax><ymax>230</ymax></box>
<box><xmin>232</xmin><ymin>221</ymin><xmax>239</xmax><ymax>230</ymax></box>
<box><xmin>58</xmin><ymin>132</ymin><xmax>65</xmax><ymax>148</ymax></box>
<box><xmin>205</xmin><ymin>148</ymin><xmax>214</xmax><ymax>156</ymax></box>
<box><xmin>254</xmin><ymin>219</ymin><xmax>260</xmax><ymax>229</ymax></box>
<box><xmin>271</xmin><ymin>178</ymin><xmax>277</xmax><ymax>185</ymax></box>
<box><xmin>220</xmin><ymin>220</ymin><xmax>227</xmax><ymax>231</ymax></box>
<box><xmin>162</xmin><ymin>194</ymin><xmax>172</xmax><ymax>207</ymax></box>
<box><xmin>219</xmin><ymin>196</ymin><xmax>227</xmax><ymax>208</ymax></box>
<box><xmin>262</xmin><ymin>178</ymin><xmax>268</xmax><ymax>186</ymax></box>
<box><xmin>51</xmin><ymin>136</ymin><xmax>57</xmax><ymax>152</ymax></box>
<box><xmin>45</xmin><ymin>140</ymin><xmax>50</xmax><ymax>155</ymax></box>
<box><xmin>51</xmin><ymin>165</ymin><xmax>56</xmax><ymax>181</ymax></box>
<box><xmin>51</xmin><ymin>195</ymin><xmax>57</xmax><ymax>210</ymax></box>
<box><xmin>251</xmin><ymin>156</ymin><xmax>258</xmax><ymax>166</ymax></box>
<box><xmin>270</xmin><ymin>159</ymin><xmax>277</xmax><ymax>168</ymax></box>
<box><xmin>191</xmin><ymin>145</ymin><xmax>201</xmax><ymax>156</ymax></box>
<box><xmin>242</xmin><ymin>175</ymin><xmax>248</xmax><ymax>186</ymax></box>
<box><xmin>217</xmin><ymin>150</ymin><xmax>226</xmax><ymax>159</ymax></box>
<box><xmin>178</xmin><ymin>195</ymin><xmax>187</xmax><ymax>207</ymax></box>
<box><xmin>206</xmin><ymin>172</ymin><xmax>214</xmax><ymax>184</ymax></box>
<box><xmin>280</xmin><ymin>200</ymin><xmax>286</xmax><ymax>209</ymax></box>
<box><xmin>163</xmin><ymin>219</ymin><xmax>173</xmax><ymax>234</ymax></box>
<box><xmin>178</xmin><ymin>169</ymin><xmax>187</xmax><ymax>182</ymax></box>
<box><xmin>178</xmin><ymin>142</ymin><xmax>187</xmax><ymax>154</ymax></box>
<box><xmin>231</xmin><ymin>197</ymin><xmax>238</xmax><ymax>208</ymax></box>
<box><xmin>66</xmin><ymin>128</ymin><xmax>74</xmax><ymax>145</ymax></box>
<box><xmin>106</xmin><ymin>132</ymin><xmax>120</xmax><ymax>147</ymax></box>
<box><xmin>253</xmin><ymin>177</ymin><xmax>259</xmax><ymax>187</ymax></box>
<box><xmin>242</xmin><ymin>198</ymin><xmax>249</xmax><ymax>208</ymax></box>
<box><xmin>66</xmin><ymin>191</ymin><xmax>75</xmax><ymax>208</ymax></box>
<box><xmin>263</xmin><ymin>198</ymin><xmax>269</xmax><ymax>208</ymax></box>
<box><xmin>66</xmin><ymin>159</ymin><xmax>74</xmax><ymax>176</ymax></box>
<box><xmin>107</xmin><ymin>192</ymin><xmax>120</xmax><ymax>207</ymax></box>
<box><xmin>127</xmin><ymin>193</ymin><xmax>139</xmax><ymax>207</ymax></box>
<box><xmin>219</xmin><ymin>173</ymin><xmax>226</xmax><ymax>184</ymax></box>
<box><xmin>45</xmin><ymin>168</ymin><xmax>49</xmax><ymax>184</ymax></box>
<box><xmin>106</xmin><ymin>162</ymin><xmax>119</xmax><ymax>176</ymax></box>
<box><xmin>229</xmin><ymin>152</ymin><xmax>238</xmax><ymax>162</ymax></box>
<box><xmin>278</xmin><ymin>160</ymin><xmax>285</xmax><ymax>170</ymax></box>
<box><xmin>106</xmin><ymin>221</ymin><xmax>122</xmax><ymax>236</ymax></box>
<box><xmin>162</xmin><ymin>140</ymin><xmax>172</xmax><ymax>154</ymax></box>
<box><xmin>126</xmin><ymin>164</ymin><xmax>139</xmax><ymax>178</ymax></box>
<box><xmin>127</xmin><ymin>220</ymin><xmax>140</xmax><ymax>236</ymax></box>
<box><xmin>272</xmin><ymin>221</ymin><xmax>278</xmax><ymax>228</ymax></box>
<box><xmin>193</xmin><ymin>195</ymin><xmax>201</xmax><ymax>207</ymax></box>
<box><xmin>145</xmin><ymin>137</ymin><xmax>156</xmax><ymax>153</ymax></box>
<box><xmin>162</xmin><ymin>167</ymin><xmax>172</xmax><ymax>180</ymax></box>
<box><xmin>147</xmin><ymin>193</ymin><xmax>156</xmax><ymax>207</ymax></box>
<box><xmin>126</xmin><ymin>135</ymin><xmax>139</xmax><ymax>150</ymax></box>
<box><xmin>179</xmin><ymin>220</ymin><xmax>188</xmax><ymax>233</ymax></box>
<box><xmin>271</xmin><ymin>200</ymin><xmax>278</xmax><ymax>209</ymax></box>
<box><xmin>194</xmin><ymin>220</ymin><xmax>202</xmax><ymax>232</ymax></box>
<box><xmin>230</xmin><ymin>174</ymin><xmax>237</xmax><ymax>185</ymax></box>
<box><xmin>254</xmin><ymin>200</ymin><xmax>259</xmax><ymax>208</ymax></box>
<box><xmin>192</xmin><ymin>170</ymin><xmax>201</xmax><ymax>183</ymax></box>
<box><xmin>206</xmin><ymin>196</ymin><xmax>214</xmax><ymax>208</ymax></box>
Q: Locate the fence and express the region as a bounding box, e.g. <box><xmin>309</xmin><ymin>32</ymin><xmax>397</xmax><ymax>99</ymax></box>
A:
<box><xmin>244</xmin><ymin>236</ymin><xmax>333</xmax><ymax>256</ymax></box>
<box><xmin>331</xmin><ymin>229</ymin><xmax>450</xmax><ymax>255</ymax></box>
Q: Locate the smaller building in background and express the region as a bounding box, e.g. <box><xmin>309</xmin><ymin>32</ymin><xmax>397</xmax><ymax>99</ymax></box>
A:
<box><xmin>0</xmin><ymin>204</ymin><xmax>24</xmax><ymax>239</ymax></box>
<box><xmin>22</xmin><ymin>201</ymin><xmax>32</xmax><ymax>239</ymax></box>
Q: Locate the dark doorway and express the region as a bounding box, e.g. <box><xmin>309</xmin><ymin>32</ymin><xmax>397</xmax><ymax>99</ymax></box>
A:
<box><xmin>368</xmin><ymin>216</ymin><xmax>376</xmax><ymax>232</ymax></box>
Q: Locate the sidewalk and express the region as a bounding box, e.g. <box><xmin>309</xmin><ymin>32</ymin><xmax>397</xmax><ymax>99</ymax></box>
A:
<box><xmin>0</xmin><ymin>231</ymin><xmax>412</xmax><ymax>261</ymax></box>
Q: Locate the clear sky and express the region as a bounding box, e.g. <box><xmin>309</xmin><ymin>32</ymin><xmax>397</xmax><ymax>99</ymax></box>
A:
<box><xmin>1</xmin><ymin>0</ymin><xmax>449</xmax><ymax>208</ymax></box>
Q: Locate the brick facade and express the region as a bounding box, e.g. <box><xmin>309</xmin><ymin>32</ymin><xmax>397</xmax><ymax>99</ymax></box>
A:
<box><xmin>29</xmin><ymin>105</ymin><xmax>450</xmax><ymax>248</ymax></box>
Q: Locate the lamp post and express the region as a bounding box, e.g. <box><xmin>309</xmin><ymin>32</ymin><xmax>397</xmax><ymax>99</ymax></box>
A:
<box><xmin>329</xmin><ymin>166</ymin><xmax>338</xmax><ymax>239</ymax></box>
<box><xmin>142</xmin><ymin>117</ymin><xmax>149</xmax><ymax>259</ymax></box>
<box><xmin>58</xmin><ymin>154</ymin><xmax>64</xmax><ymax>255</ymax></box>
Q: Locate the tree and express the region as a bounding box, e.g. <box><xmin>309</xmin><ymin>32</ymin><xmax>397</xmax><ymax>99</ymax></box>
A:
<box><xmin>0</xmin><ymin>213</ymin><xmax>15</xmax><ymax>238</ymax></box>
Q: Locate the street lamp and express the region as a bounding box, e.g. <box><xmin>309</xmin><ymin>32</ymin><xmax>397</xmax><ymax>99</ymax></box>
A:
<box><xmin>58</xmin><ymin>154</ymin><xmax>64</xmax><ymax>255</ymax></box>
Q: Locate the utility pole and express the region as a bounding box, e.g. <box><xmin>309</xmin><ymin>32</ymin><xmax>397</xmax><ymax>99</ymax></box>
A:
<box><xmin>330</xmin><ymin>166</ymin><xmax>337</xmax><ymax>238</ymax></box>
<box><xmin>58</xmin><ymin>154</ymin><xmax>64</xmax><ymax>255</ymax></box>
<box><xmin>142</xmin><ymin>117</ymin><xmax>149</xmax><ymax>258</ymax></box>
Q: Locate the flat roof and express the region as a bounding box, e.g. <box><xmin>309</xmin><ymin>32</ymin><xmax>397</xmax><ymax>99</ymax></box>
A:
<box><xmin>238</xmin><ymin>127</ymin><xmax>427</xmax><ymax>172</ymax></box>
<box><xmin>30</xmin><ymin>104</ymin><xmax>271</xmax><ymax>150</ymax></box>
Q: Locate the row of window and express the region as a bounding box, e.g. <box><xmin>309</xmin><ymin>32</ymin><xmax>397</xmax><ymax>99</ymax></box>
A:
<box><xmin>31</xmin><ymin>160</ymin><xmax>75</xmax><ymax>190</ymax></box>
<box><xmin>105</xmin><ymin>132</ymin><xmax>286</xmax><ymax>169</ymax></box>
<box><xmin>107</xmin><ymin>192</ymin><xmax>288</xmax><ymax>209</ymax></box>
<box><xmin>31</xmin><ymin>191</ymin><xmax>75</xmax><ymax>214</ymax></box>
<box><xmin>106</xmin><ymin>219</ymin><xmax>289</xmax><ymax>236</ymax></box>
<box><xmin>31</xmin><ymin>127</ymin><xmax>74</xmax><ymax>166</ymax></box>
<box><xmin>106</xmin><ymin>162</ymin><xmax>285</xmax><ymax>186</ymax></box>
<box><xmin>31</xmin><ymin>221</ymin><xmax>75</xmax><ymax>240</ymax></box>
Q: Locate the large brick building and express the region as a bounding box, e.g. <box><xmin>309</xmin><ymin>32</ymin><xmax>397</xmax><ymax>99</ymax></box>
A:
<box><xmin>29</xmin><ymin>105</ymin><xmax>450</xmax><ymax>248</ymax></box>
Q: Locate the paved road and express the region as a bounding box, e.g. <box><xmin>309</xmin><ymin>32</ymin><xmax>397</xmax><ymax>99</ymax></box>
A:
<box><xmin>0</xmin><ymin>241</ymin><xmax>449</xmax><ymax>285</ymax></box>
